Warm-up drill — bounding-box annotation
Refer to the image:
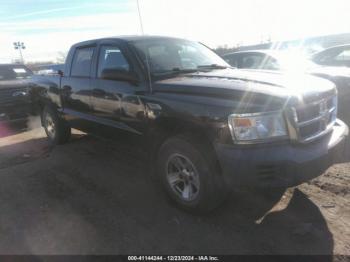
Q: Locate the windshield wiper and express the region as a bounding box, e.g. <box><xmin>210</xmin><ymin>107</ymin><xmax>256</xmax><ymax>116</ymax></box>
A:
<box><xmin>197</xmin><ymin>64</ymin><xmax>229</xmax><ymax>69</ymax></box>
<box><xmin>152</xmin><ymin>64</ymin><xmax>230</xmax><ymax>76</ymax></box>
<box><xmin>153</xmin><ymin>67</ymin><xmax>199</xmax><ymax>76</ymax></box>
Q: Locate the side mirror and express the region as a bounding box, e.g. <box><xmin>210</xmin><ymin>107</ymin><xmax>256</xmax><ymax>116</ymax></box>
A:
<box><xmin>101</xmin><ymin>68</ymin><xmax>138</xmax><ymax>84</ymax></box>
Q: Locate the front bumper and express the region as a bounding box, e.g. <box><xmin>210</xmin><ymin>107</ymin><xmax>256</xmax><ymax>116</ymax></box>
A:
<box><xmin>0</xmin><ymin>102</ymin><xmax>32</xmax><ymax>123</ymax></box>
<box><xmin>215</xmin><ymin>119</ymin><xmax>350</xmax><ymax>187</ymax></box>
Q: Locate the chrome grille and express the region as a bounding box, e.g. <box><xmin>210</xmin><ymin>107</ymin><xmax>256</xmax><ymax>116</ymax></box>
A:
<box><xmin>0</xmin><ymin>87</ymin><xmax>29</xmax><ymax>105</ymax></box>
<box><xmin>290</xmin><ymin>95</ymin><xmax>337</xmax><ymax>143</ymax></box>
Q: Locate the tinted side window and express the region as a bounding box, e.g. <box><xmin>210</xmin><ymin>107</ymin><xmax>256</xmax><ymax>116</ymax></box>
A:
<box><xmin>71</xmin><ymin>47</ymin><xmax>94</xmax><ymax>77</ymax></box>
<box><xmin>98</xmin><ymin>46</ymin><xmax>130</xmax><ymax>78</ymax></box>
<box><xmin>261</xmin><ymin>56</ymin><xmax>280</xmax><ymax>70</ymax></box>
<box><xmin>241</xmin><ymin>54</ymin><xmax>265</xmax><ymax>69</ymax></box>
<box><xmin>314</xmin><ymin>49</ymin><xmax>341</xmax><ymax>64</ymax></box>
<box><xmin>224</xmin><ymin>55</ymin><xmax>239</xmax><ymax>67</ymax></box>
<box><xmin>334</xmin><ymin>49</ymin><xmax>350</xmax><ymax>62</ymax></box>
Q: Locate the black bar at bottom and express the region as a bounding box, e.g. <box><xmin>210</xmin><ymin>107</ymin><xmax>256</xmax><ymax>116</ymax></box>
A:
<box><xmin>0</xmin><ymin>255</ymin><xmax>345</xmax><ymax>262</ymax></box>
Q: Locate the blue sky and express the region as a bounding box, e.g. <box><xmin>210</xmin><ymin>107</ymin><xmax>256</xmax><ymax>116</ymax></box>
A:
<box><xmin>0</xmin><ymin>0</ymin><xmax>132</xmax><ymax>35</ymax></box>
<box><xmin>0</xmin><ymin>0</ymin><xmax>349</xmax><ymax>63</ymax></box>
<box><xmin>0</xmin><ymin>0</ymin><xmax>139</xmax><ymax>62</ymax></box>
<box><xmin>0</xmin><ymin>0</ymin><xmax>130</xmax><ymax>21</ymax></box>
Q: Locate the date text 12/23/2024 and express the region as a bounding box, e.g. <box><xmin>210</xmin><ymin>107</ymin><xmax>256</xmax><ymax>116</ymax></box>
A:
<box><xmin>128</xmin><ymin>256</ymin><xmax>219</xmax><ymax>261</ymax></box>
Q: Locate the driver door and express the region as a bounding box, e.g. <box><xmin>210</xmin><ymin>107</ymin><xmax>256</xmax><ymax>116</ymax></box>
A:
<box><xmin>89</xmin><ymin>42</ymin><xmax>146</xmax><ymax>138</ymax></box>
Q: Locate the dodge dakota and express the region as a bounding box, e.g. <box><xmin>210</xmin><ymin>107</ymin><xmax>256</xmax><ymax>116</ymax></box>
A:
<box><xmin>30</xmin><ymin>36</ymin><xmax>350</xmax><ymax>212</ymax></box>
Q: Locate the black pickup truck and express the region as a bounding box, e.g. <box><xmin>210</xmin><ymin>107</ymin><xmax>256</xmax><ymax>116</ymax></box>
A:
<box><xmin>30</xmin><ymin>36</ymin><xmax>350</xmax><ymax>212</ymax></box>
<box><xmin>0</xmin><ymin>64</ymin><xmax>33</xmax><ymax>124</ymax></box>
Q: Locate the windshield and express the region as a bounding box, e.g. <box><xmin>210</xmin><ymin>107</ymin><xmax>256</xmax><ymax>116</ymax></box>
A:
<box><xmin>131</xmin><ymin>38</ymin><xmax>230</xmax><ymax>74</ymax></box>
<box><xmin>0</xmin><ymin>65</ymin><xmax>32</xmax><ymax>81</ymax></box>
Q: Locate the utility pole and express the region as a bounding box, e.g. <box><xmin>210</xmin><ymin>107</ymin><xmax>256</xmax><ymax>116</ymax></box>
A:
<box><xmin>13</xmin><ymin>42</ymin><xmax>25</xmax><ymax>64</ymax></box>
<box><xmin>136</xmin><ymin>0</ymin><xmax>144</xmax><ymax>35</ymax></box>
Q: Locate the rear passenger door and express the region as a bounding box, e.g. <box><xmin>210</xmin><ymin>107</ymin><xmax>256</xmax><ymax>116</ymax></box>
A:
<box><xmin>61</xmin><ymin>45</ymin><xmax>95</xmax><ymax>121</ymax></box>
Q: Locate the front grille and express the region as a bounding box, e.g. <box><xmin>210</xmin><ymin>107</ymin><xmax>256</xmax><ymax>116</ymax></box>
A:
<box><xmin>0</xmin><ymin>87</ymin><xmax>29</xmax><ymax>105</ymax></box>
<box><xmin>290</xmin><ymin>95</ymin><xmax>337</xmax><ymax>143</ymax></box>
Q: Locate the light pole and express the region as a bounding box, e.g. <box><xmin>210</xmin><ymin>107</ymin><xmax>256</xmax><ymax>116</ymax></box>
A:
<box><xmin>13</xmin><ymin>42</ymin><xmax>25</xmax><ymax>64</ymax></box>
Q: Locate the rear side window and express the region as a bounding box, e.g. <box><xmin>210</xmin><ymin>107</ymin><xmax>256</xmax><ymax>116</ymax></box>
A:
<box><xmin>334</xmin><ymin>49</ymin><xmax>350</xmax><ymax>61</ymax></box>
<box><xmin>97</xmin><ymin>46</ymin><xmax>130</xmax><ymax>78</ymax></box>
<box><xmin>241</xmin><ymin>54</ymin><xmax>265</xmax><ymax>69</ymax></box>
<box><xmin>224</xmin><ymin>54</ymin><xmax>240</xmax><ymax>67</ymax></box>
<box><xmin>71</xmin><ymin>47</ymin><xmax>95</xmax><ymax>77</ymax></box>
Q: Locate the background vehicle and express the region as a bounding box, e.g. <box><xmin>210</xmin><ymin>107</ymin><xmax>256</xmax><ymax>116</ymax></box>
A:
<box><xmin>222</xmin><ymin>50</ymin><xmax>315</xmax><ymax>71</ymax></box>
<box><xmin>30</xmin><ymin>36</ymin><xmax>350</xmax><ymax>213</ymax></box>
<box><xmin>312</xmin><ymin>44</ymin><xmax>350</xmax><ymax>67</ymax></box>
<box><xmin>222</xmin><ymin>50</ymin><xmax>350</xmax><ymax>124</ymax></box>
<box><xmin>32</xmin><ymin>64</ymin><xmax>65</xmax><ymax>75</ymax></box>
<box><xmin>0</xmin><ymin>64</ymin><xmax>33</xmax><ymax>124</ymax></box>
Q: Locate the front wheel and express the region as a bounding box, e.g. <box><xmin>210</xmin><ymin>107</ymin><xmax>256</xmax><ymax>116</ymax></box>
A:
<box><xmin>156</xmin><ymin>135</ymin><xmax>227</xmax><ymax>213</ymax></box>
<box><xmin>42</xmin><ymin>106</ymin><xmax>71</xmax><ymax>145</ymax></box>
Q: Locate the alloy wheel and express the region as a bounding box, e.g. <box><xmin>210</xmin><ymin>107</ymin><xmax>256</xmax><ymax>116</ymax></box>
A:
<box><xmin>166</xmin><ymin>153</ymin><xmax>200</xmax><ymax>201</ymax></box>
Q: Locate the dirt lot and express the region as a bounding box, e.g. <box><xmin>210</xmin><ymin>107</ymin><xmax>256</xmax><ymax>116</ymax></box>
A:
<box><xmin>0</xmin><ymin>118</ymin><xmax>349</xmax><ymax>256</ymax></box>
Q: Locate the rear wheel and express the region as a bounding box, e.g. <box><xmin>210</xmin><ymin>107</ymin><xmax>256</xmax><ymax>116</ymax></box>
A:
<box><xmin>42</xmin><ymin>106</ymin><xmax>71</xmax><ymax>145</ymax></box>
<box><xmin>156</xmin><ymin>135</ymin><xmax>227</xmax><ymax>213</ymax></box>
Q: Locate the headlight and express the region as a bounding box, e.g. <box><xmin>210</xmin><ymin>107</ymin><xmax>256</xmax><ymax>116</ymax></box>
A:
<box><xmin>228</xmin><ymin>111</ymin><xmax>288</xmax><ymax>143</ymax></box>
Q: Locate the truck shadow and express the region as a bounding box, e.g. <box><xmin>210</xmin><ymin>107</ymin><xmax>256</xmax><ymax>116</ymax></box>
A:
<box><xmin>0</xmin><ymin>122</ymin><xmax>27</xmax><ymax>138</ymax></box>
<box><xmin>217</xmin><ymin>189</ymin><xmax>333</xmax><ymax>255</ymax></box>
<box><xmin>0</xmin><ymin>116</ymin><xmax>41</xmax><ymax>139</ymax></box>
<box><xmin>0</xmin><ymin>133</ymin><xmax>334</xmax><ymax>256</ymax></box>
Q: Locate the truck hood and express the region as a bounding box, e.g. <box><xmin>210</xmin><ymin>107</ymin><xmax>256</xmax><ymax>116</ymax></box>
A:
<box><xmin>153</xmin><ymin>68</ymin><xmax>336</xmax><ymax>104</ymax></box>
<box><xmin>0</xmin><ymin>78</ymin><xmax>30</xmax><ymax>90</ymax></box>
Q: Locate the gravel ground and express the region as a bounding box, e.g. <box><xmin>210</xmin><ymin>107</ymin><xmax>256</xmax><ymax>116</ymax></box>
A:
<box><xmin>0</xmin><ymin>119</ymin><xmax>349</xmax><ymax>256</ymax></box>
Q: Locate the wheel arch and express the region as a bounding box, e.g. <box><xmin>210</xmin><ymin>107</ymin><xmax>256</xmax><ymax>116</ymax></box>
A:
<box><xmin>148</xmin><ymin>116</ymin><xmax>222</xmax><ymax>175</ymax></box>
<box><xmin>37</xmin><ymin>98</ymin><xmax>62</xmax><ymax>127</ymax></box>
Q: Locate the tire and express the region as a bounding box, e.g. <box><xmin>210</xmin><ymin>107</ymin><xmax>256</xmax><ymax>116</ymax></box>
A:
<box><xmin>42</xmin><ymin>105</ymin><xmax>71</xmax><ymax>145</ymax></box>
<box><xmin>156</xmin><ymin>135</ymin><xmax>227</xmax><ymax>213</ymax></box>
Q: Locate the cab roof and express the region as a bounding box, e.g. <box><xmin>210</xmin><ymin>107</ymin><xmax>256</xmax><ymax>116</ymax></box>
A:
<box><xmin>72</xmin><ymin>35</ymin><xmax>189</xmax><ymax>47</ymax></box>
